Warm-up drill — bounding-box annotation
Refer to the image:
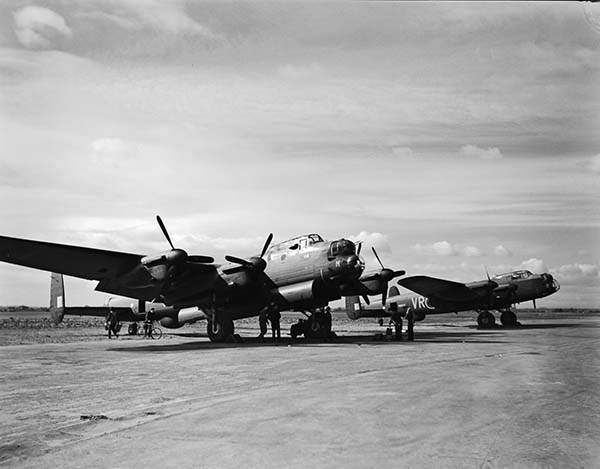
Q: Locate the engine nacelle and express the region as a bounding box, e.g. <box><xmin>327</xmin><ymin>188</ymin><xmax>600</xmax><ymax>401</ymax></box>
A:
<box><xmin>158</xmin><ymin>307</ymin><xmax>207</xmax><ymax>329</ymax></box>
<box><xmin>275</xmin><ymin>279</ymin><xmax>340</xmax><ymax>307</ymax></box>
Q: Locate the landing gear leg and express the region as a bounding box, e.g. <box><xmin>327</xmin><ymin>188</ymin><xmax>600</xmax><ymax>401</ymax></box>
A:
<box><xmin>390</xmin><ymin>312</ymin><xmax>403</xmax><ymax>341</ymax></box>
<box><xmin>406</xmin><ymin>310</ymin><xmax>414</xmax><ymax>342</ymax></box>
<box><xmin>207</xmin><ymin>314</ymin><xmax>234</xmax><ymax>342</ymax></box>
<box><xmin>477</xmin><ymin>311</ymin><xmax>496</xmax><ymax>329</ymax></box>
<box><xmin>303</xmin><ymin>308</ymin><xmax>333</xmax><ymax>339</ymax></box>
<box><xmin>500</xmin><ymin>309</ymin><xmax>518</xmax><ymax>327</ymax></box>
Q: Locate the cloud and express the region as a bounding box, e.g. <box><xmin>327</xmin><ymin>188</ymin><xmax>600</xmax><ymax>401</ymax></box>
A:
<box><xmin>463</xmin><ymin>246</ymin><xmax>482</xmax><ymax>257</ymax></box>
<box><xmin>587</xmin><ymin>154</ymin><xmax>600</xmax><ymax>174</ymax></box>
<box><xmin>551</xmin><ymin>263</ymin><xmax>600</xmax><ymax>285</ymax></box>
<box><xmin>414</xmin><ymin>241</ymin><xmax>482</xmax><ymax>257</ymax></box>
<box><xmin>349</xmin><ymin>231</ymin><xmax>391</xmax><ymax>254</ymax></box>
<box><xmin>278</xmin><ymin>63</ymin><xmax>323</xmax><ymax>80</ymax></box>
<box><xmin>89</xmin><ymin>138</ymin><xmax>139</xmax><ymax>167</ymax></box>
<box><xmin>391</xmin><ymin>146</ymin><xmax>415</xmax><ymax>158</ymax></box>
<box><xmin>518</xmin><ymin>258</ymin><xmax>548</xmax><ymax>274</ymax></box>
<box><xmin>459</xmin><ymin>144</ymin><xmax>503</xmax><ymax>160</ymax></box>
<box><xmin>85</xmin><ymin>0</ymin><xmax>217</xmax><ymax>37</ymax></box>
<box><xmin>13</xmin><ymin>6</ymin><xmax>73</xmax><ymax>49</ymax></box>
<box><xmin>494</xmin><ymin>245</ymin><xmax>512</xmax><ymax>257</ymax></box>
<box><xmin>415</xmin><ymin>241</ymin><xmax>457</xmax><ymax>256</ymax></box>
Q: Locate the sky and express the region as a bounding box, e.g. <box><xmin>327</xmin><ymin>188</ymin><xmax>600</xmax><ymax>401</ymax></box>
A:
<box><xmin>0</xmin><ymin>1</ymin><xmax>599</xmax><ymax>309</ymax></box>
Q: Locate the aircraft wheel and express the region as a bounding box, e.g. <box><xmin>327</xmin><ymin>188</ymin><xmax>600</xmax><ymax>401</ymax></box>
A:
<box><xmin>290</xmin><ymin>322</ymin><xmax>304</xmax><ymax>339</ymax></box>
<box><xmin>477</xmin><ymin>312</ymin><xmax>496</xmax><ymax>329</ymax></box>
<box><xmin>207</xmin><ymin>317</ymin><xmax>234</xmax><ymax>342</ymax></box>
<box><xmin>304</xmin><ymin>314</ymin><xmax>329</xmax><ymax>339</ymax></box>
<box><xmin>128</xmin><ymin>323</ymin><xmax>139</xmax><ymax>335</ymax></box>
<box><xmin>500</xmin><ymin>310</ymin><xmax>517</xmax><ymax>327</ymax></box>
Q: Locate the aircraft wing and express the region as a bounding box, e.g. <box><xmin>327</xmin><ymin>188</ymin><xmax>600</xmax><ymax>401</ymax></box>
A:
<box><xmin>0</xmin><ymin>235</ymin><xmax>143</xmax><ymax>281</ymax></box>
<box><xmin>397</xmin><ymin>276</ymin><xmax>485</xmax><ymax>302</ymax></box>
<box><xmin>0</xmin><ymin>235</ymin><xmax>218</xmax><ymax>303</ymax></box>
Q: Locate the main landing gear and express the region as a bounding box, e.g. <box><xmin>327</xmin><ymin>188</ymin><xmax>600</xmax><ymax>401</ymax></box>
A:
<box><xmin>500</xmin><ymin>309</ymin><xmax>518</xmax><ymax>327</ymax></box>
<box><xmin>477</xmin><ymin>309</ymin><xmax>519</xmax><ymax>329</ymax></box>
<box><xmin>207</xmin><ymin>314</ymin><xmax>236</xmax><ymax>342</ymax></box>
<box><xmin>477</xmin><ymin>311</ymin><xmax>496</xmax><ymax>329</ymax></box>
<box><xmin>290</xmin><ymin>307</ymin><xmax>334</xmax><ymax>339</ymax></box>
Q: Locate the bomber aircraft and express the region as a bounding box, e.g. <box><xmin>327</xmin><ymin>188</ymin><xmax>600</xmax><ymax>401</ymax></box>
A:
<box><xmin>346</xmin><ymin>269</ymin><xmax>560</xmax><ymax>340</ymax></box>
<box><xmin>0</xmin><ymin>216</ymin><xmax>404</xmax><ymax>341</ymax></box>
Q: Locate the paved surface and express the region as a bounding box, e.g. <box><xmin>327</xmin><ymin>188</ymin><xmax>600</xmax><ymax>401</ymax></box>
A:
<box><xmin>0</xmin><ymin>314</ymin><xmax>599</xmax><ymax>468</ymax></box>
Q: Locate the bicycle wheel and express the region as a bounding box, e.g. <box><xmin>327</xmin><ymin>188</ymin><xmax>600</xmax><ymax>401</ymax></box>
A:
<box><xmin>151</xmin><ymin>326</ymin><xmax>163</xmax><ymax>339</ymax></box>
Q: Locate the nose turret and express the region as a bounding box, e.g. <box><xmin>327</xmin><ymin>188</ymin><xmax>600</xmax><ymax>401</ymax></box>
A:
<box><xmin>540</xmin><ymin>273</ymin><xmax>560</xmax><ymax>295</ymax></box>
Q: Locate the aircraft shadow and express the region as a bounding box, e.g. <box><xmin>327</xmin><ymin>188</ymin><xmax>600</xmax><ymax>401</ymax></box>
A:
<box><xmin>464</xmin><ymin>322</ymin><xmax>591</xmax><ymax>331</ymax></box>
<box><xmin>109</xmin><ymin>330</ymin><xmax>508</xmax><ymax>353</ymax></box>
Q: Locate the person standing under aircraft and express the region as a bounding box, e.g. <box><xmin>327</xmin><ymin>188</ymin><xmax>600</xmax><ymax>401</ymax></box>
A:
<box><xmin>258</xmin><ymin>310</ymin><xmax>268</xmax><ymax>342</ymax></box>
<box><xmin>268</xmin><ymin>310</ymin><xmax>281</xmax><ymax>341</ymax></box>
<box><xmin>106</xmin><ymin>310</ymin><xmax>119</xmax><ymax>339</ymax></box>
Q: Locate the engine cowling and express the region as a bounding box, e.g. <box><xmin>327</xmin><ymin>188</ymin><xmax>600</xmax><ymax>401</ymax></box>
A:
<box><xmin>275</xmin><ymin>279</ymin><xmax>340</xmax><ymax>307</ymax></box>
<box><xmin>158</xmin><ymin>307</ymin><xmax>207</xmax><ymax>329</ymax></box>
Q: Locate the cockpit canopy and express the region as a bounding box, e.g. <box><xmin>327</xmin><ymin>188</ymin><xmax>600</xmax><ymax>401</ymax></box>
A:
<box><xmin>267</xmin><ymin>234</ymin><xmax>325</xmax><ymax>254</ymax></box>
<box><xmin>492</xmin><ymin>270</ymin><xmax>534</xmax><ymax>281</ymax></box>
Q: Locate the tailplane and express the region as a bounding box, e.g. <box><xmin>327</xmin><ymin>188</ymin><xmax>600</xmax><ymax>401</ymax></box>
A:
<box><xmin>49</xmin><ymin>272</ymin><xmax>66</xmax><ymax>324</ymax></box>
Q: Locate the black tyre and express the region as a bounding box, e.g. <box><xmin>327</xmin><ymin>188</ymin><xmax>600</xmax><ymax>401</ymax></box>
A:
<box><xmin>128</xmin><ymin>323</ymin><xmax>139</xmax><ymax>335</ymax></box>
<box><xmin>207</xmin><ymin>317</ymin><xmax>234</xmax><ymax>342</ymax></box>
<box><xmin>500</xmin><ymin>310</ymin><xmax>517</xmax><ymax>327</ymax></box>
<box><xmin>477</xmin><ymin>312</ymin><xmax>496</xmax><ymax>329</ymax></box>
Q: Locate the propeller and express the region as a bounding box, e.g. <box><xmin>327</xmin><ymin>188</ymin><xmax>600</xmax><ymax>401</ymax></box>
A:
<box><xmin>155</xmin><ymin>215</ymin><xmax>214</xmax><ymax>264</ymax></box>
<box><xmin>223</xmin><ymin>233</ymin><xmax>274</xmax><ymax>274</ymax></box>
<box><xmin>371</xmin><ymin>247</ymin><xmax>406</xmax><ymax>305</ymax></box>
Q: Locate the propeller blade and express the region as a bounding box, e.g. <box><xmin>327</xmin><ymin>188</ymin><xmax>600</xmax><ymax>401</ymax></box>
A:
<box><xmin>188</xmin><ymin>255</ymin><xmax>215</xmax><ymax>264</ymax></box>
<box><xmin>222</xmin><ymin>265</ymin><xmax>246</xmax><ymax>275</ymax></box>
<box><xmin>156</xmin><ymin>215</ymin><xmax>175</xmax><ymax>250</ymax></box>
<box><xmin>260</xmin><ymin>233</ymin><xmax>274</xmax><ymax>259</ymax></box>
<box><xmin>533</xmin><ymin>299</ymin><xmax>536</xmax><ymax>310</ymax></box>
<box><xmin>372</xmin><ymin>247</ymin><xmax>384</xmax><ymax>270</ymax></box>
<box><xmin>356</xmin><ymin>241</ymin><xmax>362</xmax><ymax>257</ymax></box>
<box><xmin>225</xmin><ymin>255</ymin><xmax>252</xmax><ymax>267</ymax></box>
<box><xmin>382</xmin><ymin>286</ymin><xmax>387</xmax><ymax>306</ymax></box>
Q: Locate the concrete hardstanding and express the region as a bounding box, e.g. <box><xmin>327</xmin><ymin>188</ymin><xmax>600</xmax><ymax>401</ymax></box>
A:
<box><xmin>0</xmin><ymin>315</ymin><xmax>598</xmax><ymax>468</ymax></box>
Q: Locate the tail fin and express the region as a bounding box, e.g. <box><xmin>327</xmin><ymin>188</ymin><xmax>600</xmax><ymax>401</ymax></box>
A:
<box><xmin>49</xmin><ymin>273</ymin><xmax>66</xmax><ymax>324</ymax></box>
<box><xmin>345</xmin><ymin>295</ymin><xmax>363</xmax><ymax>320</ymax></box>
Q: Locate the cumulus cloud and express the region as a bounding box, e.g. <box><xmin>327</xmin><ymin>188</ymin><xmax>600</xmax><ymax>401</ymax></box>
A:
<box><xmin>518</xmin><ymin>258</ymin><xmax>548</xmax><ymax>274</ymax></box>
<box><xmin>13</xmin><ymin>6</ymin><xmax>73</xmax><ymax>49</ymax></box>
<box><xmin>463</xmin><ymin>246</ymin><xmax>483</xmax><ymax>257</ymax></box>
<box><xmin>460</xmin><ymin>144</ymin><xmax>503</xmax><ymax>160</ymax></box>
<box><xmin>414</xmin><ymin>241</ymin><xmax>482</xmax><ymax>257</ymax></box>
<box><xmin>349</xmin><ymin>231</ymin><xmax>391</xmax><ymax>254</ymax></box>
<box><xmin>551</xmin><ymin>263</ymin><xmax>599</xmax><ymax>285</ymax></box>
<box><xmin>494</xmin><ymin>245</ymin><xmax>512</xmax><ymax>257</ymax></box>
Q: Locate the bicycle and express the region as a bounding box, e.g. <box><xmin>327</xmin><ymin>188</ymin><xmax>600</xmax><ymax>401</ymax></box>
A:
<box><xmin>141</xmin><ymin>321</ymin><xmax>163</xmax><ymax>340</ymax></box>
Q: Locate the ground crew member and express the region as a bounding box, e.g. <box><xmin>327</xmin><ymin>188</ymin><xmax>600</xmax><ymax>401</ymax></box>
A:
<box><xmin>268</xmin><ymin>310</ymin><xmax>281</xmax><ymax>341</ymax></box>
<box><xmin>258</xmin><ymin>310</ymin><xmax>268</xmax><ymax>342</ymax></box>
<box><xmin>390</xmin><ymin>310</ymin><xmax>403</xmax><ymax>341</ymax></box>
<box><xmin>107</xmin><ymin>310</ymin><xmax>119</xmax><ymax>339</ymax></box>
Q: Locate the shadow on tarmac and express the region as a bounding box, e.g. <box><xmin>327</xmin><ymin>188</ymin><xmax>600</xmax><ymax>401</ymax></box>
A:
<box><xmin>109</xmin><ymin>329</ymin><xmax>509</xmax><ymax>353</ymax></box>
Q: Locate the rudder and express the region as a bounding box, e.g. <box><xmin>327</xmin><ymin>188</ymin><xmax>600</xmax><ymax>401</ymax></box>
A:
<box><xmin>345</xmin><ymin>295</ymin><xmax>363</xmax><ymax>320</ymax></box>
<box><xmin>49</xmin><ymin>272</ymin><xmax>66</xmax><ymax>324</ymax></box>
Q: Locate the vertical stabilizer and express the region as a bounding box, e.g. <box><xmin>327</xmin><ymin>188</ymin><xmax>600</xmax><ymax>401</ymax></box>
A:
<box><xmin>345</xmin><ymin>295</ymin><xmax>363</xmax><ymax>320</ymax></box>
<box><xmin>49</xmin><ymin>272</ymin><xmax>66</xmax><ymax>324</ymax></box>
